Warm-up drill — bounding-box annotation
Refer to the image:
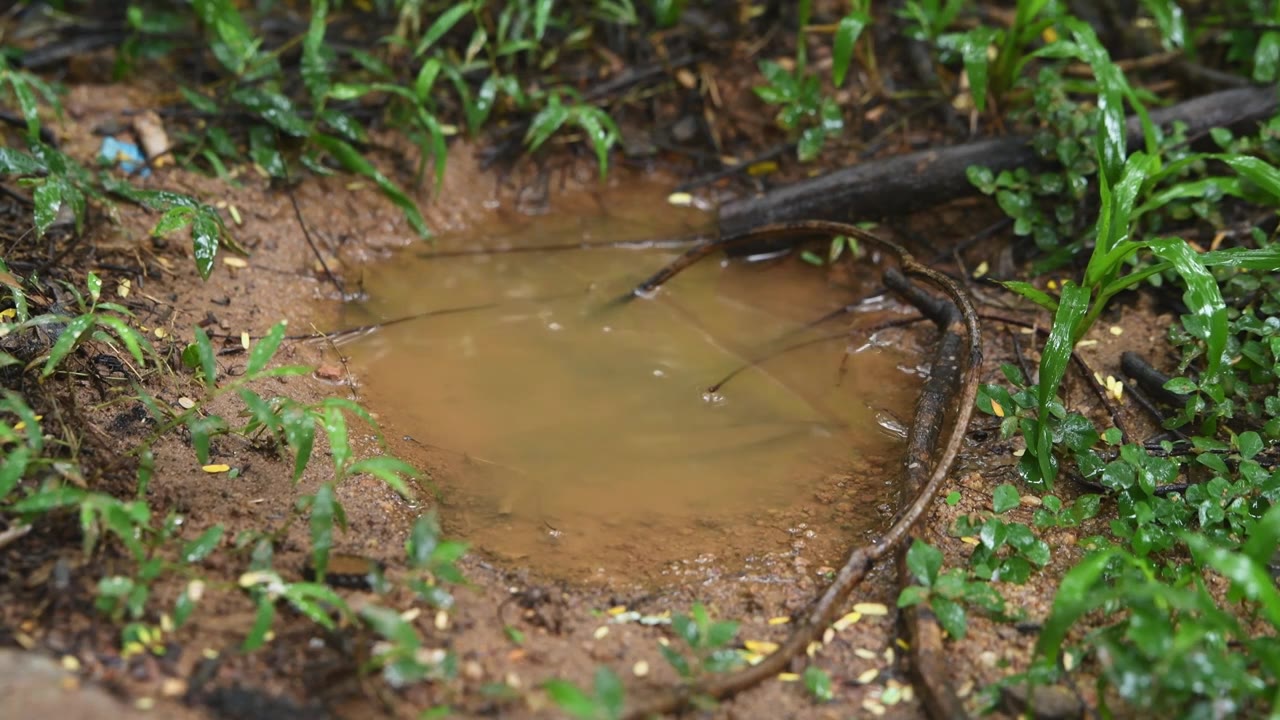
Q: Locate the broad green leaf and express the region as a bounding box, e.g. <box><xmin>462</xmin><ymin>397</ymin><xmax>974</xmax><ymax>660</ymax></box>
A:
<box><xmin>832</xmin><ymin>12</ymin><xmax>870</xmax><ymax>87</ymax></box>
<box><xmin>526</xmin><ymin>96</ymin><xmax>569</xmax><ymax>151</ymax></box>
<box><xmin>992</xmin><ymin>484</ymin><xmax>1021</xmax><ymax>514</ymax></box>
<box><xmin>542</xmin><ymin>680</ymin><xmax>599</xmax><ymax>719</ymax></box>
<box><xmin>230</xmin><ymin>87</ymin><xmax>310</xmax><ymax>137</ymax></box>
<box><xmin>42</xmin><ymin>313</ymin><xmax>96</xmax><ymax>376</ymax></box>
<box><xmin>283</xmin><ymin>582</ymin><xmax>348</xmax><ymax>629</ymax></box>
<box><xmin>1220</xmin><ymin>154</ymin><xmax>1280</xmax><ymax>203</ymax></box>
<box><xmin>191</xmin><ymin>210</ymin><xmax>221</xmax><ymax>280</ymax></box>
<box><xmin>33</xmin><ymin>180</ymin><xmax>62</xmax><ymax>237</ymax></box>
<box><xmin>931</xmin><ymin>596</ymin><xmax>967</xmax><ymax>639</ymax></box>
<box><xmin>247</xmin><ymin>320</ymin><xmax>287</xmax><ymax>375</ymax></box>
<box><xmin>957</xmin><ymin>27</ymin><xmax>999</xmax><ymax>113</ymax></box>
<box><xmin>0</xmin><ymin>147</ymin><xmax>46</xmax><ymax>175</ymax></box>
<box><xmin>360</xmin><ymin>604</ymin><xmax>420</xmax><ymax>646</ymax></box>
<box><xmin>535</xmin><ymin>0</ymin><xmax>555</xmax><ymax>37</ymax></box>
<box><xmin>7</xmin><ymin>70</ymin><xmax>42</xmax><ymax>141</ymax></box>
<box><xmin>183</xmin><ymin>525</ymin><xmax>224</xmax><ymax>563</ymax></box>
<box><xmin>803</xmin><ymin>666</ymin><xmax>833</xmax><ymax>702</ymax></box>
<box><xmin>906</xmin><ymin>538</ymin><xmax>943</xmax><ymax>586</ymax></box>
<box><xmin>594</xmin><ymin>666</ymin><xmax>625</xmax><ymax>716</ymax></box>
<box><xmin>0</xmin><ymin>446</ymin><xmax>30</xmax><ymax>500</ymax></box>
<box><xmin>1039</xmin><ymin>282</ymin><xmax>1090</xmax><ymax>403</ymax></box>
<box><xmin>1254</xmin><ymin>30</ymin><xmax>1280</xmax><ymax>82</ymax></box>
<box><xmin>152</xmin><ymin>206</ymin><xmax>195</xmax><ymax>236</ymax></box>
<box><xmin>281</xmin><ymin>405</ymin><xmax>315</xmax><ymax>482</ymax></box>
<box><xmin>242</xmin><ymin>594</ymin><xmax>276</xmax><ymax>651</ymax></box>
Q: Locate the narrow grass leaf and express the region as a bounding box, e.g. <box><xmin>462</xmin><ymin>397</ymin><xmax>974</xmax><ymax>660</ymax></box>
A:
<box><xmin>1148</xmin><ymin>238</ymin><xmax>1228</xmax><ymax>382</ymax></box>
<box><xmin>42</xmin><ymin>313</ymin><xmax>95</xmax><ymax>376</ymax></box>
<box><xmin>311</xmin><ymin>134</ymin><xmax>429</xmax><ymax>238</ymax></box>
<box><xmin>94</xmin><ymin>315</ymin><xmax>150</xmax><ymax>368</ymax></box>
<box><xmin>243</xmin><ymin>595</ymin><xmax>276</xmax><ymax>651</ymax></box>
<box><xmin>348</xmin><ymin>457</ymin><xmax>418</xmax><ymax>499</ymax></box>
<box><xmin>183</xmin><ymin>525</ymin><xmax>224</xmax><ymax>563</ymax></box>
<box><xmin>193</xmin><ymin>326</ymin><xmax>217</xmax><ymax>386</ymax></box>
<box><xmin>542</xmin><ymin>680</ymin><xmax>599</xmax><ymax>719</ymax></box>
<box><xmin>191</xmin><ymin>209</ymin><xmax>221</xmax><ymax>280</ymax></box>
<box><xmin>832</xmin><ymin>12</ymin><xmax>870</xmax><ymax>87</ymax></box>
<box><xmin>309</xmin><ymin>483</ymin><xmax>337</xmax><ymax>580</ymax></box>
<box><xmin>1036</xmin><ymin>549</ymin><xmax>1117</xmax><ymax>660</ymax></box>
<box><xmin>416</xmin><ymin>3</ymin><xmax>472</xmax><ymax>57</ymax></box>
<box><xmin>322</xmin><ymin>405</ymin><xmax>349</xmax><ymax>476</ymax></box>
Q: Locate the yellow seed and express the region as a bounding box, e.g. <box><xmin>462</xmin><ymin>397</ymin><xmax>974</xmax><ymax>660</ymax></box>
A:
<box><xmin>135</xmin><ymin>697</ymin><xmax>155</xmax><ymax>711</ymax></box>
<box><xmin>862</xmin><ymin>699</ymin><xmax>886</xmax><ymax>716</ymax></box>
<box><xmin>832</xmin><ymin>611</ymin><xmax>862</xmax><ymax>631</ymax></box>
<box><xmin>632</xmin><ymin>660</ymin><xmax>649</xmax><ymax>677</ymax></box>
<box><xmin>228</xmin><ymin>204</ymin><xmax>243</xmax><ymax>225</ymax></box>
<box><xmin>777</xmin><ymin>672</ymin><xmax>800</xmax><ymax>682</ymax></box>
<box><xmin>857</xmin><ymin>668</ymin><xmax>880</xmax><ymax>684</ymax></box>
<box><xmin>1109</xmin><ymin>326</ymin><xmax>1124</xmax><ymax>336</ymax></box>
<box><xmin>202</xmin><ymin>464</ymin><xmax>230</xmax><ymax>473</ymax></box>
<box><xmin>854</xmin><ymin>648</ymin><xmax>877</xmax><ymax>660</ymax></box>
<box><xmin>224</xmin><ymin>257</ymin><xmax>248</xmax><ymax>269</ymax></box>
<box><xmin>667</xmin><ymin>192</ymin><xmax>694</xmax><ymax>207</ymax></box>
<box><xmin>116</xmin><ymin>279</ymin><xmax>131</xmax><ymax>298</ymax></box>
<box><xmin>853</xmin><ymin>603</ymin><xmax>888</xmax><ymax>616</ymax></box>
<box><xmin>960</xmin><ymin>536</ymin><xmax>980</xmax><ymax>545</ymax></box>
<box><xmin>606</xmin><ymin>605</ymin><xmax>627</xmax><ymax>616</ymax></box>
<box><xmin>240</xmin><ymin>331</ymin><xmax>251</xmax><ymax>350</ymax></box>
<box><xmin>806</xmin><ymin>640</ymin><xmax>822</xmax><ymax>657</ymax></box>
<box><xmin>154</xmin><ymin>327</ymin><xmax>168</xmax><ymax>339</ymax></box>
<box><xmin>744</xmin><ymin>640</ymin><xmax>778</xmax><ymax>654</ymax></box>
<box><xmin>61</xmin><ymin>655</ymin><xmax>81</xmax><ymax>671</ymax></box>
<box><xmin>435</xmin><ymin>610</ymin><xmax>449</xmax><ymax>630</ymax></box>
<box><xmin>972</xmin><ymin>261</ymin><xmax>989</xmax><ymax>279</ymax></box>
<box><xmin>593</xmin><ymin>626</ymin><xmax>609</xmax><ymax>640</ymax></box>
<box><xmin>767</xmin><ymin>615</ymin><xmax>791</xmax><ymax>625</ymax></box>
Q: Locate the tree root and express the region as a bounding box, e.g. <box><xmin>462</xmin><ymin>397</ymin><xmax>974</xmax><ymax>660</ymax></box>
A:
<box><xmin>620</xmin><ymin>221</ymin><xmax>983</xmax><ymax>719</ymax></box>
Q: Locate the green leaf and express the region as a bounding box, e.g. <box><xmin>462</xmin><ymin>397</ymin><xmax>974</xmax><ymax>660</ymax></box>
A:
<box><xmin>231</xmin><ymin>87</ymin><xmax>310</xmax><ymax>137</ymax></box>
<box><xmin>153</xmin><ymin>206</ymin><xmax>195</xmax><ymax>236</ymax></box>
<box><xmin>1254</xmin><ymin>30</ymin><xmax>1280</xmax><ymax>83</ymax></box>
<box><xmin>992</xmin><ymin>484</ymin><xmax>1021</xmax><ymax>514</ymax></box>
<box><xmin>832</xmin><ymin>12</ymin><xmax>870</xmax><ymax>87</ymax></box>
<box><xmin>534</xmin><ymin>0</ymin><xmax>555</xmax><ymax>37</ymax></box>
<box><xmin>7</xmin><ymin>69</ymin><xmax>42</xmax><ymax>141</ymax></box>
<box><xmin>0</xmin><ymin>147</ymin><xmax>46</xmax><ymax>175</ymax></box>
<box><xmin>311</xmin><ymin>134</ymin><xmax>430</xmax><ymax>238</ymax></box>
<box><xmin>1039</xmin><ymin>283</ymin><xmax>1090</xmax><ymax>405</ymax></box>
<box><xmin>0</xmin><ymin>445</ymin><xmax>30</xmax><ymax>500</ymax></box>
<box><xmin>803</xmin><ymin>665</ymin><xmax>833</xmax><ymax>702</ymax></box>
<box><xmin>1036</xmin><ymin>550</ymin><xmax>1117</xmax><ymax>660</ymax></box>
<box><xmin>348</xmin><ymin>456</ymin><xmax>418</xmax><ymax>499</ymax></box>
<box><xmin>906</xmin><ymin>538</ymin><xmax>943</xmax><ymax>586</ymax></box>
<box><xmin>309</xmin><ymin>483</ymin><xmax>337</xmax><ymax>580</ymax></box>
<box><xmin>12</xmin><ymin>486</ymin><xmax>86</xmax><ymax>513</ymax></box>
<box><xmin>1185</xmin><ymin>534</ymin><xmax>1280</xmax><ymax>627</ymax></box>
<box><xmin>243</xmin><ymin>594</ymin><xmax>276</xmax><ymax>651</ymax></box>
<box><xmin>42</xmin><ymin>313</ymin><xmax>96</xmax><ymax>376</ymax></box>
<box><xmin>94</xmin><ymin>315</ymin><xmax>149</xmax><ymax>368</ymax></box>
<box><xmin>192</xmin><ymin>326</ymin><xmax>217</xmax><ymax>386</ymax></box>
<box><xmin>183</xmin><ymin>525</ymin><xmax>224</xmax><ymax>563</ymax></box>
<box><xmin>282</xmin><ymin>405</ymin><xmax>315</xmax><ymax>482</ymax></box>
<box><xmin>247</xmin><ymin>320</ymin><xmax>287</xmax><ymax>375</ymax></box>
<box><xmin>33</xmin><ymin>180</ymin><xmax>63</xmax><ymax>237</ymax></box>
<box><xmin>543</xmin><ymin>679</ymin><xmax>600</xmax><ymax>719</ymax></box>
<box><xmin>957</xmin><ymin>27</ymin><xmax>999</xmax><ymax>112</ymax></box>
<box><xmin>526</xmin><ymin>96</ymin><xmax>569</xmax><ymax>151</ymax></box>
<box><xmin>594</xmin><ymin>666</ymin><xmax>624</xmax><ymax>717</ymax></box>
<box><xmin>1220</xmin><ymin>154</ymin><xmax>1280</xmax><ymax>203</ymax></box>
<box><xmin>301</xmin><ymin>0</ymin><xmax>330</xmax><ymax>99</ymax></box>
<box><xmin>415</xmin><ymin>3</ymin><xmax>473</xmax><ymax>58</ymax></box>
<box><xmin>1147</xmin><ymin>239</ymin><xmax>1227</xmax><ymax>382</ymax></box>
<box><xmin>191</xmin><ymin>209</ymin><xmax>221</xmax><ymax>280</ymax></box>
<box><xmin>322</xmin><ymin>405</ymin><xmax>349</xmax><ymax>477</ymax></box>
<box><xmin>998</xmin><ymin>280</ymin><xmax>1059</xmax><ymax>313</ymax></box>
<box><xmin>930</xmin><ymin>596</ymin><xmax>967</xmax><ymax>639</ymax></box>
<box><xmin>178</xmin><ymin>86</ymin><xmax>219</xmax><ymax>114</ymax></box>
<box><xmin>797</xmin><ymin>126</ymin><xmax>825</xmax><ymax>163</ymax></box>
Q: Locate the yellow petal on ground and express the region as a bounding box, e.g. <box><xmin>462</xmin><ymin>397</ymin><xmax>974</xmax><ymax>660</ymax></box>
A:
<box><xmin>991</xmin><ymin>399</ymin><xmax>1004</xmax><ymax>417</ymax></box>
<box><xmin>667</xmin><ymin>192</ymin><xmax>694</xmax><ymax>207</ymax></box>
<box><xmin>777</xmin><ymin>672</ymin><xmax>800</xmax><ymax>682</ymax></box>
<box><xmin>0</xmin><ymin>308</ymin><xmax>14</xmax><ymax>321</ymax></box>
<box><xmin>154</xmin><ymin>327</ymin><xmax>168</xmax><ymax>339</ymax></box>
<box><xmin>960</xmin><ymin>536</ymin><xmax>980</xmax><ymax>545</ymax></box>
<box><xmin>593</xmin><ymin>626</ymin><xmax>609</xmax><ymax>640</ymax></box>
<box><xmin>806</xmin><ymin>640</ymin><xmax>822</xmax><ymax>657</ymax></box>
<box><xmin>857</xmin><ymin>667</ymin><xmax>880</xmax><ymax>684</ymax></box>
<box><xmin>832</xmin><ymin>611</ymin><xmax>862</xmax><ymax>631</ymax></box>
<box><xmin>224</xmin><ymin>257</ymin><xmax>248</xmax><ymax>268</ymax></box>
<box><xmin>116</xmin><ymin>279</ymin><xmax>131</xmax><ymax>298</ymax></box>
<box><xmin>854</xmin><ymin>648</ymin><xmax>877</xmax><ymax>660</ymax></box>
<box><xmin>606</xmin><ymin>605</ymin><xmax>628</xmax><ymax>616</ymax></box>
<box><xmin>972</xmin><ymin>261</ymin><xmax>988</xmax><ymax>279</ymax></box>
<box><xmin>202</xmin><ymin>464</ymin><xmax>231</xmax><ymax>473</ymax></box>
<box><xmin>1109</xmin><ymin>326</ymin><xmax>1124</xmax><ymax>336</ymax></box>
<box><xmin>228</xmin><ymin>204</ymin><xmax>242</xmax><ymax>225</ymax></box>
<box><xmin>744</xmin><ymin>640</ymin><xmax>778</xmax><ymax>654</ymax></box>
<box><xmin>240</xmin><ymin>331</ymin><xmax>251</xmax><ymax>350</ymax></box>
<box><xmin>853</xmin><ymin>602</ymin><xmax>889</xmax><ymax>616</ymax></box>
<box><xmin>632</xmin><ymin>660</ymin><xmax>649</xmax><ymax>677</ymax></box>
<box><xmin>767</xmin><ymin>615</ymin><xmax>791</xmax><ymax>625</ymax></box>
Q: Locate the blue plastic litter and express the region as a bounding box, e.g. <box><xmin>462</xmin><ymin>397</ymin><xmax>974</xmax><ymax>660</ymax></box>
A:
<box><xmin>99</xmin><ymin>136</ymin><xmax>150</xmax><ymax>177</ymax></box>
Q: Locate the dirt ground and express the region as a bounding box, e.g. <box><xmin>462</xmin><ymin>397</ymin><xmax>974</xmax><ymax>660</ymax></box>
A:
<box><xmin>0</xmin><ymin>66</ymin><xmax>1175</xmax><ymax>720</ymax></box>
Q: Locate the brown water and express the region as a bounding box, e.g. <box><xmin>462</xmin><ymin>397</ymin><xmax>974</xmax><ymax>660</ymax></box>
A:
<box><xmin>339</xmin><ymin>187</ymin><xmax>922</xmax><ymax>583</ymax></box>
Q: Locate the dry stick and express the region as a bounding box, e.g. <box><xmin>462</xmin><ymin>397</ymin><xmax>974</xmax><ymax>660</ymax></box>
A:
<box><xmin>620</xmin><ymin>221</ymin><xmax>983</xmax><ymax>719</ymax></box>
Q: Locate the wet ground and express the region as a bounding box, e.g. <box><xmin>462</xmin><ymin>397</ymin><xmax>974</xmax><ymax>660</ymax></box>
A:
<box><xmin>0</xmin><ymin>79</ymin><xmax>1160</xmax><ymax>720</ymax></box>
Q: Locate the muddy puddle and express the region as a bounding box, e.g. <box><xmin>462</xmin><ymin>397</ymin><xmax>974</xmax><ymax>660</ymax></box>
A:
<box><xmin>337</xmin><ymin>185</ymin><xmax>923</xmax><ymax>584</ymax></box>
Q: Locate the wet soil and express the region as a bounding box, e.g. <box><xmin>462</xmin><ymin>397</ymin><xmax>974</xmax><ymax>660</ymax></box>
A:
<box><xmin>0</xmin><ymin>79</ymin><xmax>1170</xmax><ymax>720</ymax></box>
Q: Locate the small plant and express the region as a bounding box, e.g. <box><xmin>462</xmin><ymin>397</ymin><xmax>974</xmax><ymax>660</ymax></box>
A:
<box><xmin>951</xmin><ymin>484</ymin><xmax>1053</xmax><ymax>584</ymax></box>
<box><xmin>897</xmin><ymin>538</ymin><xmax>1008</xmax><ymax>640</ymax></box>
<box><xmin>544</xmin><ymin>667</ymin><xmax>626</xmax><ymax>720</ymax></box>
<box><xmin>658</xmin><ymin>602</ymin><xmax>742</xmax><ymax>680</ymax></box>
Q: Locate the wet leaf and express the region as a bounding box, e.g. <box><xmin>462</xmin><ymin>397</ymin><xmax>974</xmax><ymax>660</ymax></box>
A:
<box><xmin>348</xmin><ymin>457</ymin><xmax>418</xmax><ymax>499</ymax></box>
<box><xmin>6</xmin><ymin>69</ymin><xmax>42</xmax><ymax>141</ymax></box>
<box><xmin>931</xmin><ymin>596</ymin><xmax>967</xmax><ymax>639</ymax></box>
<box><xmin>832</xmin><ymin>12</ymin><xmax>869</xmax><ymax>87</ymax></box>
<box><xmin>906</xmin><ymin>538</ymin><xmax>943</xmax><ymax>586</ymax></box>
<box><xmin>242</xmin><ymin>595</ymin><xmax>276</xmax><ymax>651</ymax></box>
<box><xmin>231</xmin><ymin>87</ymin><xmax>310</xmax><ymax>137</ymax></box>
<box><xmin>957</xmin><ymin>26</ymin><xmax>999</xmax><ymax>112</ymax></box>
<box><xmin>1185</xmin><ymin>534</ymin><xmax>1280</xmax><ymax>627</ymax></box>
<box><xmin>248</xmin><ymin>125</ymin><xmax>285</xmax><ymax>178</ymax></box>
<box><xmin>94</xmin><ymin>315</ymin><xmax>150</xmax><ymax>368</ymax></box>
<box><xmin>247</xmin><ymin>320</ymin><xmax>286</xmax><ymax>375</ymax></box>
<box><xmin>12</xmin><ymin>486</ymin><xmax>86</xmax><ymax>513</ymax></box>
<box><xmin>1253</xmin><ymin>30</ymin><xmax>1280</xmax><ymax>82</ymax></box>
<box><xmin>0</xmin><ymin>446</ymin><xmax>30</xmax><ymax>500</ymax></box>
<box><xmin>311</xmin><ymin>134</ymin><xmax>430</xmax><ymax>238</ymax></box>
<box><xmin>191</xmin><ymin>209</ymin><xmax>221</xmax><ymax>280</ymax></box>
<box><xmin>322</xmin><ymin>405</ymin><xmax>349</xmax><ymax>476</ymax></box>
<box><xmin>192</xmin><ymin>326</ymin><xmax>217</xmax><ymax>386</ymax></box>
<box><xmin>416</xmin><ymin>2</ymin><xmax>472</xmax><ymax>58</ymax></box>
<box><xmin>1147</xmin><ymin>239</ymin><xmax>1227</xmax><ymax>382</ymax></box>
<box><xmin>282</xmin><ymin>405</ymin><xmax>315</xmax><ymax>482</ymax></box>
<box><xmin>594</xmin><ymin>666</ymin><xmax>624</xmax><ymax>717</ymax></box>
<box><xmin>993</xmin><ymin>484</ymin><xmax>1021</xmax><ymax>514</ymax></box>
<box><xmin>42</xmin><ymin>313</ymin><xmax>95</xmax><ymax>377</ymax></box>
<box><xmin>183</xmin><ymin>525</ymin><xmax>224</xmax><ymax>563</ymax></box>
<box><xmin>803</xmin><ymin>666</ymin><xmax>833</xmax><ymax>702</ymax></box>
<box><xmin>309</xmin><ymin>484</ymin><xmax>337</xmax><ymax>581</ymax></box>
<box><xmin>301</xmin><ymin>0</ymin><xmax>330</xmax><ymax>98</ymax></box>
<box><xmin>797</xmin><ymin>126</ymin><xmax>825</xmax><ymax>163</ymax></box>
<box><xmin>526</xmin><ymin>96</ymin><xmax>569</xmax><ymax>151</ymax></box>
<box><xmin>0</xmin><ymin>147</ymin><xmax>45</xmax><ymax>175</ymax></box>
<box><xmin>33</xmin><ymin>180</ymin><xmax>62</xmax><ymax>237</ymax></box>
<box><xmin>153</xmin><ymin>206</ymin><xmax>195</xmax><ymax>237</ymax></box>
<box><xmin>543</xmin><ymin>679</ymin><xmax>599</xmax><ymax>719</ymax></box>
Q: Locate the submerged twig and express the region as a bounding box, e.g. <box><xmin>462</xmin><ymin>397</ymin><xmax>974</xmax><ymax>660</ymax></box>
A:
<box><xmin>415</xmin><ymin>234</ymin><xmax>706</xmax><ymax>259</ymax></box>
